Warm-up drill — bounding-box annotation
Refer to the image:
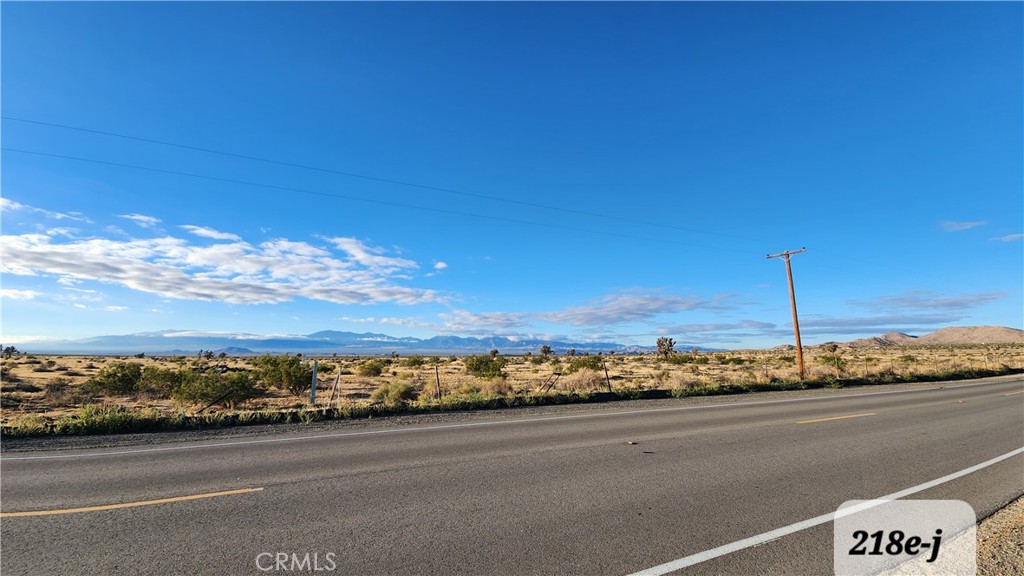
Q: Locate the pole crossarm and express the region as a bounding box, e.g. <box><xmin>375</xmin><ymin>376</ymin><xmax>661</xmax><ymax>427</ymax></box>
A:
<box><xmin>766</xmin><ymin>247</ymin><xmax>806</xmax><ymax>260</ymax></box>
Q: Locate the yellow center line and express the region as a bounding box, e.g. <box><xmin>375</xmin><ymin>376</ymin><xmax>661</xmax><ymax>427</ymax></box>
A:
<box><xmin>797</xmin><ymin>412</ymin><xmax>876</xmax><ymax>425</ymax></box>
<box><xmin>0</xmin><ymin>487</ymin><xmax>263</xmax><ymax>518</ymax></box>
<box><xmin>1003</xmin><ymin>390</ymin><xmax>1024</xmax><ymax>396</ymax></box>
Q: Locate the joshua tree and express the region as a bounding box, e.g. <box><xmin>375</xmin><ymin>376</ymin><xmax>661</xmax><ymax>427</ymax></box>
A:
<box><xmin>656</xmin><ymin>337</ymin><xmax>676</xmax><ymax>357</ymax></box>
<box><xmin>539</xmin><ymin>345</ymin><xmax>553</xmax><ymax>357</ymax></box>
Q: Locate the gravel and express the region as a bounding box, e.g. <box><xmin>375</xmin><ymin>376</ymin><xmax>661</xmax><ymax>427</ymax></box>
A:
<box><xmin>978</xmin><ymin>495</ymin><xmax>1024</xmax><ymax>576</ymax></box>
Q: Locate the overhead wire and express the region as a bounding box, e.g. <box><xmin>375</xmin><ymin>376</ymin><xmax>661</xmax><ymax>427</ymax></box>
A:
<box><xmin>1</xmin><ymin>116</ymin><xmax>962</xmax><ymax>287</ymax></box>
<box><xmin>3</xmin><ymin>147</ymin><xmax>758</xmax><ymax>255</ymax></box>
<box><xmin>1</xmin><ymin>116</ymin><xmax>766</xmax><ymax>246</ymax></box>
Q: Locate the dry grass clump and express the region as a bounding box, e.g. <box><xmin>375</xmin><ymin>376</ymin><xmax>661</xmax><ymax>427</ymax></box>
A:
<box><xmin>555</xmin><ymin>369</ymin><xmax>608</xmax><ymax>392</ymax></box>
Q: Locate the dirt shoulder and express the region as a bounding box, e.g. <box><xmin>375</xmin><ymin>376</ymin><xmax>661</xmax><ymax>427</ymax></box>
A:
<box><xmin>979</xmin><ymin>494</ymin><xmax>1024</xmax><ymax>576</ymax></box>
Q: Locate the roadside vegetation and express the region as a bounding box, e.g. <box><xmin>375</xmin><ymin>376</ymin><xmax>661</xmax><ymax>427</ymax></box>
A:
<box><xmin>2</xmin><ymin>343</ymin><xmax>1021</xmax><ymax>437</ymax></box>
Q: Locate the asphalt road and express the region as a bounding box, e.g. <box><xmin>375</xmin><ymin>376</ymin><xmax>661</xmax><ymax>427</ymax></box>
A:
<box><xmin>2</xmin><ymin>377</ymin><xmax>1022</xmax><ymax>575</ymax></box>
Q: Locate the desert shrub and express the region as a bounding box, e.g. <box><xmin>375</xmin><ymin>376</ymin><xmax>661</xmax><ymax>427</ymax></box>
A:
<box><xmin>816</xmin><ymin>354</ymin><xmax>847</xmax><ymax>376</ymax></box>
<box><xmin>358</xmin><ymin>359</ymin><xmax>388</xmax><ymax>377</ymax></box>
<box><xmin>564</xmin><ymin>355</ymin><xmax>603</xmax><ymax>374</ymax></box>
<box><xmin>84</xmin><ymin>362</ymin><xmax>143</xmax><ymax>395</ymax></box>
<box><xmin>5</xmin><ymin>381</ymin><xmax>42</xmax><ymax>393</ymax></box>
<box><xmin>371</xmin><ymin>382</ymin><xmax>418</xmax><ymax>408</ymax></box>
<box><xmin>46</xmin><ymin>376</ymin><xmax>72</xmax><ymax>398</ymax></box>
<box><xmin>464</xmin><ymin>355</ymin><xmax>508</xmax><ymax>379</ymax></box>
<box><xmin>172</xmin><ymin>371</ymin><xmax>262</xmax><ymax>406</ymax></box>
<box><xmin>0</xmin><ymin>363</ymin><xmax>18</xmax><ymax>383</ymax></box>
<box><xmin>54</xmin><ymin>404</ymin><xmax>160</xmax><ymax>435</ymax></box>
<box><xmin>653</xmin><ymin>369</ymin><xmax>672</xmax><ymax>386</ymax></box>
<box><xmin>317</xmin><ymin>362</ymin><xmax>336</xmax><ymax>374</ymax></box>
<box><xmin>529</xmin><ymin>356</ymin><xmax>546</xmax><ymax>365</ymax></box>
<box><xmin>665</xmin><ymin>354</ymin><xmax>709</xmax><ymax>365</ymax></box>
<box><xmin>400</xmin><ymin>355</ymin><xmax>426</xmax><ymax>368</ymax></box>
<box><xmin>252</xmin><ymin>354</ymin><xmax>313</xmax><ymax>397</ymax></box>
<box><xmin>140</xmin><ymin>366</ymin><xmax>187</xmax><ymax>398</ymax></box>
<box><xmin>45</xmin><ymin>376</ymin><xmax>93</xmax><ymax>405</ymax></box>
<box><xmin>481</xmin><ymin>376</ymin><xmax>513</xmax><ymax>396</ymax></box>
<box><xmin>5</xmin><ymin>413</ymin><xmax>48</xmax><ymax>436</ymax></box>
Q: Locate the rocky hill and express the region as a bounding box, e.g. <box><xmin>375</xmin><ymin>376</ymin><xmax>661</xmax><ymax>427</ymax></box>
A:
<box><xmin>917</xmin><ymin>326</ymin><xmax>1024</xmax><ymax>345</ymax></box>
<box><xmin>848</xmin><ymin>326</ymin><xmax>1023</xmax><ymax>347</ymax></box>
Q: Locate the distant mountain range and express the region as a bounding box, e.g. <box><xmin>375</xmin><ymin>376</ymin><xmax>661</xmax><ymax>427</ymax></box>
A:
<box><xmin>10</xmin><ymin>326</ymin><xmax>1020</xmax><ymax>355</ymax></box>
<box><xmin>9</xmin><ymin>329</ymin><xmax>683</xmax><ymax>355</ymax></box>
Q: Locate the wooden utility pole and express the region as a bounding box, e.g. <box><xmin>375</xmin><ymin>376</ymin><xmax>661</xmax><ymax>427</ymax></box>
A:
<box><xmin>767</xmin><ymin>248</ymin><xmax>807</xmax><ymax>379</ymax></box>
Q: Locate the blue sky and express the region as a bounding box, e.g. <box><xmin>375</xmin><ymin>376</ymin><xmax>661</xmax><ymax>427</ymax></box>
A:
<box><xmin>1</xmin><ymin>2</ymin><xmax>1021</xmax><ymax>350</ymax></box>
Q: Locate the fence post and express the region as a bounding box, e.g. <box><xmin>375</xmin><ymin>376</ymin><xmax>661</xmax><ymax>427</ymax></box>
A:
<box><xmin>435</xmin><ymin>364</ymin><xmax>442</xmax><ymax>400</ymax></box>
<box><xmin>310</xmin><ymin>360</ymin><xmax>318</xmax><ymax>406</ymax></box>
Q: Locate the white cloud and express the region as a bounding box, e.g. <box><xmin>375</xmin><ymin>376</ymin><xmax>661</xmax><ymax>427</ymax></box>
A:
<box><xmin>329</xmin><ymin>237</ymin><xmax>417</xmax><ymax>270</ymax></box>
<box><xmin>850</xmin><ymin>290</ymin><xmax>1004</xmax><ymax>312</ymax></box>
<box><xmin>939</xmin><ymin>220</ymin><xmax>986</xmax><ymax>232</ymax></box>
<box><xmin>379</xmin><ymin>317</ymin><xmax>432</xmax><ymax>328</ymax></box>
<box><xmin>540</xmin><ymin>292</ymin><xmax>714</xmax><ymax>326</ymax></box>
<box><xmin>45</xmin><ymin>227</ymin><xmax>77</xmax><ymax>238</ymax></box>
<box><xmin>1</xmin><ymin>229</ymin><xmax>442</xmax><ymax>307</ymax></box>
<box><xmin>0</xmin><ymin>198</ymin><xmax>26</xmax><ymax>212</ymax></box>
<box><xmin>992</xmin><ymin>233</ymin><xmax>1023</xmax><ymax>243</ymax></box>
<box><xmin>181</xmin><ymin>225</ymin><xmax>242</xmax><ymax>241</ymax></box>
<box><xmin>1</xmin><ymin>198</ymin><xmax>92</xmax><ymax>222</ymax></box>
<box><xmin>0</xmin><ymin>335</ymin><xmax>63</xmax><ymax>344</ymax></box>
<box><xmin>434</xmin><ymin>290</ymin><xmax>735</xmax><ymax>334</ymax></box>
<box><xmin>433</xmin><ymin>261</ymin><xmax>448</xmax><ymax>270</ymax></box>
<box><xmin>105</xmin><ymin>305</ymin><xmax>129</xmax><ymax>311</ymax></box>
<box><xmin>119</xmin><ymin>213</ymin><xmax>161</xmax><ymax>228</ymax></box>
<box><xmin>439</xmin><ymin>309</ymin><xmax>531</xmax><ymax>333</ymax></box>
<box><xmin>161</xmin><ymin>330</ymin><xmax>308</xmax><ymax>340</ymax></box>
<box><xmin>0</xmin><ymin>289</ymin><xmax>39</xmax><ymax>300</ymax></box>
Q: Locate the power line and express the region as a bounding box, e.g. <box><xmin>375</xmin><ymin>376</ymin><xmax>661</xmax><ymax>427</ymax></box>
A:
<box><xmin>3</xmin><ymin>118</ymin><xmax>960</xmax><ymax>289</ymax></box>
<box><xmin>2</xmin><ymin>116</ymin><xmax>765</xmax><ymax>245</ymax></box>
<box><xmin>3</xmin><ymin>147</ymin><xmax>757</xmax><ymax>254</ymax></box>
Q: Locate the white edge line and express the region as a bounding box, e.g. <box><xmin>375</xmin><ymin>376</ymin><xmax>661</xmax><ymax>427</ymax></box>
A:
<box><xmin>624</xmin><ymin>446</ymin><xmax>1024</xmax><ymax>576</ymax></box>
<box><xmin>1</xmin><ymin>377</ymin><xmax>1017</xmax><ymax>461</ymax></box>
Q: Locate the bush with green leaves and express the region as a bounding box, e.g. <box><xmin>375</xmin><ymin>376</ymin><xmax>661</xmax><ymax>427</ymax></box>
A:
<box><xmin>816</xmin><ymin>354</ymin><xmax>847</xmax><ymax>376</ymax></box>
<box><xmin>172</xmin><ymin>370</ymin><xmax>262</xmax><ymax>406</ymax></box>
<box><xmin>464</xmin><ymin>355</ymin><xmax>508</xmax><ymax>379</ymax></box>
<box><xmin>665</xmin><ymin>354</ymin><xmax>709</xmax><ymax>365</ymax></box>
<box><xmin>252</xmin><ymin>354</ymin><xmax>313</xmax><ymax>397</ymax></box>
<box><xmin>358</xmin><ymin>359</ymin><xmax>388</xmax><ymax>377</ymax></box>
<box><xmin>565</xmin><ymin>355</ymin><xmax>603</xmax><ymax>374</ymax></box>
<box><xmin>140</xmin><ymin>365</ymin><xmax>187</xmax><ymax>398</ymax></box>
<box><xmin>400</xmin><ymin>355</ymin><xmax>425</xmax><ymax>368</ymax></box>
<box><xmin>84</xmin><ymin>362</ymin><xmax>143</xmax><ymax>395</ymax></box>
